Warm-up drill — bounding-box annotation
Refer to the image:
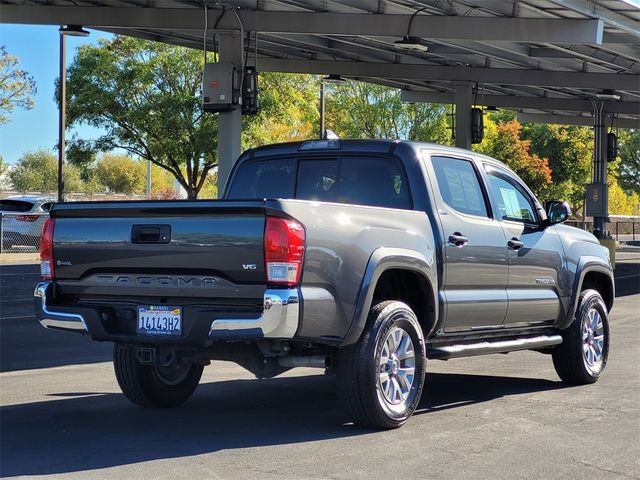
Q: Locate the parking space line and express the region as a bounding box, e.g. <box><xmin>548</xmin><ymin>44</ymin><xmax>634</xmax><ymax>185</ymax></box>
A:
<box><xmin>1</xmin><ymin>314</ymin><xmax>35</xmax><ymax>320</ymax></box>
<box><xmin>0</xmin><ymin>273</ymin><xmax>40</xmax><ymax>276</ymax></box>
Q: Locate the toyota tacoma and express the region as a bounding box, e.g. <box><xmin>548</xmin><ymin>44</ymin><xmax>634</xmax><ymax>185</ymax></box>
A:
<box><xmin>34</xmin><ymin>140</ymin><xmax>614</xmax><ymax>429</ymax></box>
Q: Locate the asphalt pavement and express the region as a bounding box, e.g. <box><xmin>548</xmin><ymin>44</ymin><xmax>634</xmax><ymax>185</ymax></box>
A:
<box><xmin>0</xmin><ymin>253</ymin><xmax>638</xmax><ymax>479</ymax></box>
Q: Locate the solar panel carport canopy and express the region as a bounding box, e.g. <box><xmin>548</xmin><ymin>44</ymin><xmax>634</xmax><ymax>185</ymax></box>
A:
<box><xmin>2</xmin><ymin>0</ymin><xmax>638</xmax><ymax>121</ymax></box>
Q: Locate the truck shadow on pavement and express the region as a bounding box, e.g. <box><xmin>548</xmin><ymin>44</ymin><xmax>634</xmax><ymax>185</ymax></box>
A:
<box><xmin>0</xmin><ymin>371</ymin><xmax>567</xmax><ymax>477</ymax></box>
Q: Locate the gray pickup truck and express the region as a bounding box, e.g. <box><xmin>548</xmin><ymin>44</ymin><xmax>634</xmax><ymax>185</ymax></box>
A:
<box><xmin>35</xmin><ymin>140</ymin><xmax>614</xmax><ymax>429</ymax></box>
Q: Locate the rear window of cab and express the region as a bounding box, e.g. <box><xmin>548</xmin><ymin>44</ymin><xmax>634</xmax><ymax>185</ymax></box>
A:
<box><xmin>227</xmin><ymin>156</ymin><xmax>412</xmax><ymax>210</ymax></box>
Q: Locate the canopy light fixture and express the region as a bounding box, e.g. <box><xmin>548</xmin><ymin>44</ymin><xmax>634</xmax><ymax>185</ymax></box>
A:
<box><xmin>595</xmin><ymin>89</ymin><xmax>620</xmax><ymax>101</ymax></box>
<box><xmin>59</xmin><ymin>25</ymin><xmax>90</xmax><ymax>37</ymax></box>
<box><xmin>394</xmin><ymin>36</ymin><xmax>429</xmax><ymax>52</ymax></box>
<box><xmin>323</xmin><ymin>74</ymin><xmax>347</xmax><ymax>83</ymax></box>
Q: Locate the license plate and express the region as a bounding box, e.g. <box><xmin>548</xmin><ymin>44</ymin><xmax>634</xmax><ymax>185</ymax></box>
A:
<box><xmin>137</xmin><ymin>306</ymin><xmax>182</xmax><ymax>336</ymax></box>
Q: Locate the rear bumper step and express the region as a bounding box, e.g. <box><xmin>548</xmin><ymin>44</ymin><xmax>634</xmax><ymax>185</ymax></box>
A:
<box><xmin>428</xmin><ymin>335</ymin><xmax>563</xmax><ymax>360</ymax></box>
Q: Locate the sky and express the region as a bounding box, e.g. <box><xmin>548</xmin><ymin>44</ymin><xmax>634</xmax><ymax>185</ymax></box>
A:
<box><xmin>1</xmin><ymin>25</ymin><xmax>111</xmax><ymax>164</ymax></box>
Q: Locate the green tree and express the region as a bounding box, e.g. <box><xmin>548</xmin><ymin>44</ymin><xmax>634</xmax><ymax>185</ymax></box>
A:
<box><xmin>0</xmin><ymin>46</ymin><xmax>36</xmax><ymax>125</ymax></box>
<box><xmin>486</xmin><ymin>109</ymin><xmax>516</xmax><ymax>125</ymax></box>
<box><xmin>475</xmin><ymin>119</ymin><xmax>553</xmax><ymax>198</ymax></box>
<box><xmin>522</xmin><ymin>123</ymin><xmax>592</xmax><ymax>206</ymax></box>
<box><xmin>9</xmin><ymin>149</ymin><xmax>83</xmax><ymax>193</ymax></box>
<box><xmin>66</xmin><ymin>138</ymin><xmax>98</xmax><ymax>181</ymax></box>
<box><xmin>242</xmin><ymin>73</ymin><xmax>319</xmax><ymax>148</ymax></box>
<box><xmin>0</xmin><ymin>155</ymin><xmax>7</xmax><ymax>176</ymax></box>
<box><xmin>609</xmin><ymin>176</ymin><xmax>640</xmax><ymax>215</ymax></box>
<box><xmin>326</xmin><ymin>81</ymin><xmax>450</xmax><ymax>143</ymax></box>
<box><xmin>617</xmin><ymin>129</ymin><xmax>640</xmax><ymax>195</ymax></box>
<box><xmin>95</xmin><ymin>154</ymin><xmax>145</xmax><ymax>194</ymax></box>
<box><xmin>64</xmin><ymin>36</ymin><xmax>218</xmax><ymax>199</ymax></box>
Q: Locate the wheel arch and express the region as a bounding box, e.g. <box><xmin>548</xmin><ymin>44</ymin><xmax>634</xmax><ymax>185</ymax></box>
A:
<box><xmin>340</xmin><ymin>247</ymin><xmax>437</xmax><ymax>346</ymax></box>
<box><xmin>561</xmin><ymin>256</ymin><xmax>614</xmax><ymax>330</ymax></box>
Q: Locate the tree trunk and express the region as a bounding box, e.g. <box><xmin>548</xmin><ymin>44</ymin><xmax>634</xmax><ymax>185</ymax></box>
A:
<box><xmin>186</xmin><ymin>187</ymin><xmax>198</xmax><ymax>200</ymax></box>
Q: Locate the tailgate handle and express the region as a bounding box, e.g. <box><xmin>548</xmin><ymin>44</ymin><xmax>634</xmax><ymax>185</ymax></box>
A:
<box><xmin>131</xmin><ymin>225</ymin><xmax>171</xmax><ymax>244</ymax></box>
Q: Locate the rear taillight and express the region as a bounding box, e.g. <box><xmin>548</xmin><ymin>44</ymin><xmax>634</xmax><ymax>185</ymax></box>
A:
<box><xmin>264</xmin><ymin>216</ymin><xmax>305</xmax><ymax>287</ymax></box>
<box><xmin>40</xmin><ymin>218</ymin><xmax>55</xmax><ymax>280</ymax></box>
<box><xmin>16</xmin><ymin>215</ymin><xmax>39</xmax><ymax>222</ymax></box>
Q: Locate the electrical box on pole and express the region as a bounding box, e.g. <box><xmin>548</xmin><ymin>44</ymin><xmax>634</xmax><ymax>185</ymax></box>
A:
<box><xmin>585</xmin><ymin>183</ymin><xmax>608</xmax><ymax>217</ymax></box>
<box><xmin>607</xmin><ymin>133</ymin><xmax>618</xmax><ymax>161</ymax></box>
<box><xmin>242</xmin><ymin>66</ymin><xmax>259</xmax><ymax>115</ymax></box>
<box><xmin>471</xmin><ymin>108</ymin><xmax>484</xmax><ymax>144</ymax></box>
<box><xmin>202</xmin><ymin>63</ymin><xmax>240</xmax><ymax>112</ymax></box>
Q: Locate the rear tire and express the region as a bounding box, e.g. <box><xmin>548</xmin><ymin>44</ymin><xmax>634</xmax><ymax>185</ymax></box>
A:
<box><xmin>113</xmin><ymin>344</ymin><xmax>204</xmax><ymax>407</ymax></box>
<box><xmin>337</xmin><ymin>301</ymin><xmax>426</xmax><ymax>429</ymax></box>
<box><xmin>552</xmin><ymin>289</ymin><xmax>609</xmax><ymax>384</ymax></box>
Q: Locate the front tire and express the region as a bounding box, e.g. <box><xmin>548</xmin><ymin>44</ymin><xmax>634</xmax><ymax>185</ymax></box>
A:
<box><xmin>552</xmin><ymin>289</ymin><xmax>609</xmax><ymax>384</ymax></box>
<box><xmin>337</xmin><ymin>301</ymin><xmax>427</xmax><ymax>429</ymax></box>
<box><xmin>113</xmin><ymin>344</ymin><xmax>204</xmax><ymax>407</ymax></box>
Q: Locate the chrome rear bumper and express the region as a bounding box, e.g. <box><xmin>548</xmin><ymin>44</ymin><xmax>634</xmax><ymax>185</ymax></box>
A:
<box><xmin>34</xmin><ymin>282</ymin><xmax>89</xmax><ymax>334</ymax></box>
<box><xmin>34</xmin><ymin>281</ymin><xmax>300</xmax><ymax>340</ymax></box>
<box><xmin>209</xmin><ymin>289</ymin><xmax>299</xmax><ymax>339</ymax></box>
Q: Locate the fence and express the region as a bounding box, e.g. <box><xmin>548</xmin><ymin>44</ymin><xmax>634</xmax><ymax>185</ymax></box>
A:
<box><xmin>1</xmin><ymin>213</ymin><xmax>49</xmax><ymax>253</ymax></box>
<box><xmin>565</xmin><ymin>216</ymin><xmax>639</xmax><ymax>243</ymax></box>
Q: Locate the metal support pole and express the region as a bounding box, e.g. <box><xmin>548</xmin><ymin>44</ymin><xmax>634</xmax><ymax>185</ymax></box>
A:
<box><xmin>319</xmin><ymin>80</ymin><xmax>325</xmax><ymax>138</ymax></box>
<box><xmin>216</xmin><ymin>34</ymin><xmax>243</xmax><ymax>198</ymax></box>
<box><xmin>454</xmin><ymin>82</ymin><xmax>472</xmax><ymax>150</ymax></box>
<box><xmin>146</xmin><ymin>159</ymin><xmax>151</xmax><ymax>199</ymax></box>
<box><xmin>592</xmin><ymin>101</ymin><xmax>609</xmax><ymax>239</ymax></box>
<box><xmin>58</xmin><ymin>32</ymin><xmax>66</xmax><ymax>204</ymax></box>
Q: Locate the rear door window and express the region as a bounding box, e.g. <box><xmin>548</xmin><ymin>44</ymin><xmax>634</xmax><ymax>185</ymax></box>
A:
<box><xmin>0</xmin><ymin>200</ymin><xmax>35</xmax><ymax>213</ymax></box>
<box><xmin>431</xmin><ymin>156</ymin><xmax>488</xmax><ymax>217</ymax></box>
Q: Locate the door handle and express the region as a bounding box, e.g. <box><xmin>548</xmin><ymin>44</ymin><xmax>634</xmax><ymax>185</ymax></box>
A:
<box><xmin>507</xmin><ymin>237</ymin><xmax>524</xmax><ymax>250</ymax></box>
<box><xmin>448</xmin><ymin>232</ymin><xmax>469</xmax><ymax>247</ymax></box>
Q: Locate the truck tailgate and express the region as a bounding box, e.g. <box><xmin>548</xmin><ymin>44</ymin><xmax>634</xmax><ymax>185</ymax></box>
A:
<box><xmin>50</xmin><ymin>200</ymin><xmax>267</xmax><ymax>298</ymax></box>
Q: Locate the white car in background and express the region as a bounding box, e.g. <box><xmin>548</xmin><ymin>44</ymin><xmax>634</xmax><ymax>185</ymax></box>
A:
<box><xmin>1</xmin><ymin>195</ymin><xmax>55</xmax><ymax>250</ymax></box>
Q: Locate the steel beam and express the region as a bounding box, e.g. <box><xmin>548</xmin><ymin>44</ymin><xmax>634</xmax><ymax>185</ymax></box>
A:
<box><xmin>401</xmin><ymin>90</ymin><xmax>640</xmax><ymax>115</ymax></box>
<box><xmin>547</xmin><ymin>0</ymin><xmax>640</xmax><ymax>39</ymax></box>
<box><xmin>517</xmin><ymin>113</ymin><xmax>639</xmax><ymax>129</ymax></box>
<box><xmin>253</xmin><ymin>58</ymin><xmax>640</xmax><ymax>91</ymax></box>
<box><xmin>0</xmin><ymin>5</ymin><xmax>606</xmax><ymax>44</ymax></box>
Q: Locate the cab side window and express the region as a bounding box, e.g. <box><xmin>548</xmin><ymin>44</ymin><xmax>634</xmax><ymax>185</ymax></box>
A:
<box><xmin>431</xmin><ymin>156</ymin><xmax>488</xmax><ymax>217</ymax></box>
<box><xmin>485</xmin><ymin>169</ymin><xmax>538</xmax><ymax>224</ymax></box>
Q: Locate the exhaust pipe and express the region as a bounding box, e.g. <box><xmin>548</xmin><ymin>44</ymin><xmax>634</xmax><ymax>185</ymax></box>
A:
<box><xmin>277</xmin><ymin>355</ymin><xmax>332</xmax><ymax>369</ymax></box>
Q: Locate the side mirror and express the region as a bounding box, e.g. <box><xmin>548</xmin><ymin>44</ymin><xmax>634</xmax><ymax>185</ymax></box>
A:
<box><xmin>545</xmin><ymin>201</ymin><xmax>571</xmax><ymax>225</ymax></box>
